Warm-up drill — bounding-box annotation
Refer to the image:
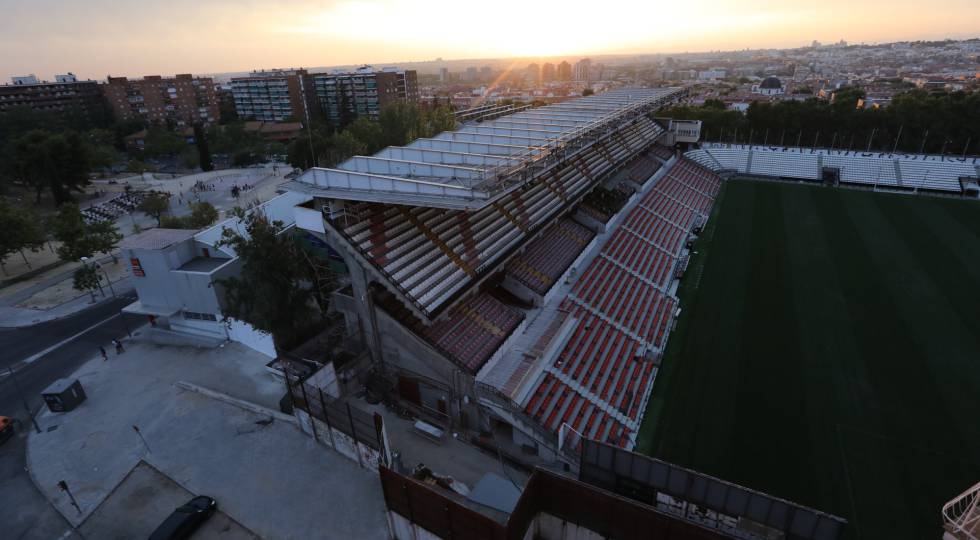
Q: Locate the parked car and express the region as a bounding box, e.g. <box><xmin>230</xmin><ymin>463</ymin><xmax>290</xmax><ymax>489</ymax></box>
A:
<box><xmin>148</xmin><ymin>496</ymin><xmax>217</xmax><ymax>540</ymax></box>
<box><xmin>0</xmin><ymin>416</ymin><xmax>15</xmax><ymax>445</ymax></box>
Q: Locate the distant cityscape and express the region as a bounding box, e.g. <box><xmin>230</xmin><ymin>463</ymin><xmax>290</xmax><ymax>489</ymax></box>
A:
<box><xmin>3</xmin><ymin>38</ymin><xmax>977</xmax><ymax>134</ymax></box>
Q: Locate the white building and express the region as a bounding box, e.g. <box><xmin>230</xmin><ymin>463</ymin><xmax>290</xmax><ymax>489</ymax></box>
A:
<box><xmin>121</xmin><ymin>191</ymin><xmax>311</xmax><ymax>358</ymax></box>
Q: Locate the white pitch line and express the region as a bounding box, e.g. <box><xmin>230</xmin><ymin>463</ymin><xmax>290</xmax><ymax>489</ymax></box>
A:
<box><xmin>1</xmin><ymin>313</ymin><xmax>123</xmax><ymax>377</ymax></box>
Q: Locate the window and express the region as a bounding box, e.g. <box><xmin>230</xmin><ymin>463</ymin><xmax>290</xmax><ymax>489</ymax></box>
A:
<box><xmin>183</xmin><ymin>311</ymin><xmax>218</xmax><ymax>321</ymax></box>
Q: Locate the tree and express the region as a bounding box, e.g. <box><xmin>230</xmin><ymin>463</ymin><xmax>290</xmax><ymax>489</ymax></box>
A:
<box><xmin>0</xmin><ymin>200</ymin><xmax>46</xmax><ymax>275</ymax></box>
<box><xmin>49</xmin><ymin>203</ymin><xmax>122</xmax><ymax>263</ymax></box>
<box><xmin>216</xmin><ymin>211</ymin><xmax>318</xmax><ymax>349</ymax></box>
<box><xmin>73</xmin><ymin>263</ymin><xmax>102</xmax><ymax>303</ymax></box>
<box><xmin>159</xmin><ymin>201</ymin><xmax>219</xmax><ymax>230</ymax></box>
<box><xmin>49</xmin><ymin>203</ymin><xmax>89</xmax><ymax>261</ymax></box>
<box><xmin>85</xmin><ymin>219</ymin><xmax>123</xmax><ymax>263</ymax></box>
<box><xmin>194</xmin><ymin>123</ymin><xmax>214</xmax><ymax>171</ymax></box>
<box><xmin>138</xmin><ymin>192</ymin><xmax>171</xmax><ymax>226</ymax></box>
<box><xmin>142</xmin><ymin>127</ymin><xmax>186</xmax><ymax>157</ymax></box>
<box><xmin>188</xmin><ymin>201</ymin><xmax>219</xmax><ymax>228</ymax></box>
<box><xmin>2</xmin><ymin>130</ymin><xmax>92</xmax><ymax>204</ymax></box>
<box><xmin>346</xmin><ymin>117</ymin><xmax>385</xmax><ymax>154</ymax></box>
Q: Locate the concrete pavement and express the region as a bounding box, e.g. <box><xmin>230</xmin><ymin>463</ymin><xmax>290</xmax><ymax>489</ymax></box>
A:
<box><xmin>79</xmin><ymin>461</ymin><xmax>257</xmax><ymax>539</ymax></box>
<box><xmin>0</xmin><ymin>252</ymin><xmax>133</xmax><ymax>329</ymax></box>
<box><xmin>0</xmin><ymin>297</ymin><xmax>146</xmax><ymax>540</ymax></box>
<box><xmin>27</xmin><ymin>340</ymin><xmax>388</xmax><ymax>539</ymax></box>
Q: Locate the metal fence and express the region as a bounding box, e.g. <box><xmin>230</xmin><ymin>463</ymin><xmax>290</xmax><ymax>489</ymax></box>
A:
<box><xmin>579</xmin><ymin>440</ymin><xmax>846</xmax><ymax>540</ymax></box>
<box><xmin>379</xmin><ymin>465</ymin><xmax>729</xmax><ymax>540</ymax></box>
<box><xmin>286</xmin><ymin>375</ymin><xmax>381</xmax><ymax>451</ymax></box>
<box><xmin>380</xmin><ymin>466</ymin><xmax>507</xmax><ymax>540</ymax></box>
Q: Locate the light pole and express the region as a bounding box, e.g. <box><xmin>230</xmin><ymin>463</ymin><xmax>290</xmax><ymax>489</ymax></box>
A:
<box><xmin>81</xmin><ymin>257</ymin><xmax>115</xmax><ymax>298</ymax></box>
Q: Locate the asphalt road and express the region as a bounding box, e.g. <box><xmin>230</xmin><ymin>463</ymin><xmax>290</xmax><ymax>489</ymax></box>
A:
<box><xmin>0</xmin><ymin>296</ymin><xmax>144</xmax><ymax>539</ymax></box>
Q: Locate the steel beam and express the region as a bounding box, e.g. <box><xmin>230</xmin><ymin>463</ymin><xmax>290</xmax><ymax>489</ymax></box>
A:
<box><xmin>375</xmin><ymin>146</ymin><xmax>519</xmax><ymax>167</ymax></box>
<box><xmin>408</xmin><ymin>138</ymin><xmax>541</xmax><ymax>156</ymax></box>
<box><xmin>337</xmin><ymin>156</ymin><xmax>484</xmax><ymax>181</ymax></box>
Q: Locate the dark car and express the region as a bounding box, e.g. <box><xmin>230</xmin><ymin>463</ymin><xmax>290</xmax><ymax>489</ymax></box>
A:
<box><xmin>148</xmin><ymin>496</ymin><xmax>217</xmax><ymax>540</ymax></box>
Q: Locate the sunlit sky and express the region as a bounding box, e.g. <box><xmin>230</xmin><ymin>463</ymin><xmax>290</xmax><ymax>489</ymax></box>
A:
<box><xmin>1</xmin><ymin>0</ymin><xmax>978</xmax><ymax>80</ymax></box>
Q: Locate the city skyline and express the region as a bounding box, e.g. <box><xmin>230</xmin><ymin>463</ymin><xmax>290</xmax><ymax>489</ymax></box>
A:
<box><xmin>2</xmin><ymin>0</ymin><xmax>979</xmax><ymax>81</ymax></box>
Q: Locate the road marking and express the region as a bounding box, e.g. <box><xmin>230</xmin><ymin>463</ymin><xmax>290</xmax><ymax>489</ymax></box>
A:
<box><xmin>1</xmin><ymin>313</ymin><xmax>126</xmax><ymax>378</ymax></box>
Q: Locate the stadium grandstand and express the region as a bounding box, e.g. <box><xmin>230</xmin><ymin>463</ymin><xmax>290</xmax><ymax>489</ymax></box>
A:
<box><xmin>686</xmin><ymin>142</ymin><xmax>980</xmax><ymax>195</ymax></box>
<box><xmin>277</xmin><ymin>89</ymin><xmax>979</xmax><ymax>539</ymax></box>
<box><xmin>282</xmin><ymin>88</ymin><xmax>735</xmax><ymax>462</ymax></box>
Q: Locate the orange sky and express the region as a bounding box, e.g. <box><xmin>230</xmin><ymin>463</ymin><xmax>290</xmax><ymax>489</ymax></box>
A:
<box><xmin>1</xmin><ymin>0</ymin><xmax>978</xmax><ymax>79</ymax></box>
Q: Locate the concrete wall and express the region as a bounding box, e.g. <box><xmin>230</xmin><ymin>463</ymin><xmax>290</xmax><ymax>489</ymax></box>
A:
<box><xmin>306</xmin><ymin>362</ymin><xmax>341</xmax><ymax>398</ymax></box>
<box><xmin>226</xmin><ymin>318</ymin><xmax>276</xmax><ymax>358</ymax></box>
<box><xmin>125</xmin><ymin>242</ymin><xmax>195</xmax><ymax>308</ymax></box>
<box><xmin>170</xmin><ymin>316</ymin><xmax>225</xmax><ymax>339</ymax></box>
<box><xmin>124</xmin><ymin>239</ymin><xmax>234</xmax><ymax>315</ymax></box>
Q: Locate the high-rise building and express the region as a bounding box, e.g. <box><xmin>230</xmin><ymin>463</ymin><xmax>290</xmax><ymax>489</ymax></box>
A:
<box><xmin>541</xmin><ymin>62</ymin><xmax>556</xmax><ymax>82</ymax></box>
<box><xmin>525</xmin><ymin>63</ymin><xmax>540</xmax><ymax>84</ymax></box>
<box><xmin>312</xmin><ymin>66</ymin><xmax>419</xmax><ymax>127</ymax></box>
<box><xmin>439</xmin><ymin>67</ymin><xmax>449</xmax><ymax>83</ymax></box>
<box><xmin>231</xmin><ymin>69</ymin><xmax>315</xmax><ymax>123</ymax></box>
<box><xmin>104</xmin><ymin>74</ymin><xmax>219</xmax><ymax>126</ymax></box>
<box><xmin>557</xmin><ymin>61</ymin><xmax>572</xmax><ymax>81</ymax></box>
<box><xmin>573</xmin><ymin>58</ymin><xmax>592</xmax><ymax>82</ymax></box>
<box><xmin>1</xmin><ymin>73</ymin><xmax>106</xmax><ymax>123</ymax></box>
<box><xmin>462</xmin><ymin>67</ymin><xmax>478</xmax><ymax>83</ymax></box>
<box><xmin>479</xmin><ymin>66</ymin><xmax>492</xmax><ymax>82</ymax></box>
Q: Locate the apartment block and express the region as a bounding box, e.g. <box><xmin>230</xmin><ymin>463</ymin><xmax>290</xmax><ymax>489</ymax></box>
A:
<box><xmin>104</xmin><ymin>74</ymin><xmax>219</xmax><ymax>126</ymax></box>
<box><xmin>0</xmin><ymin>73</ymin><xmax>106</xmax><ymax>122</ymax></box>
<box><xmin>311</xmin><ymin>66</ymin><xmax>418</xmax><ymax>126</ymax></box>
<box><xmin>231</xmin><ymin>69</ymin><xmax>314</xmax><ymax>123</ymax></box>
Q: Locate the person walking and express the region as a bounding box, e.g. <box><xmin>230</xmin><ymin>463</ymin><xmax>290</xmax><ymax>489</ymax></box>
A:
<box><xmin>112</xmin><ymin>339</ymin><xmax>124</xmax><ymax>355</ymax></box>
<box><xmin>100</xmin><ymin>346</ymin><xmax>108</xmax><ymax>361</ymax></box>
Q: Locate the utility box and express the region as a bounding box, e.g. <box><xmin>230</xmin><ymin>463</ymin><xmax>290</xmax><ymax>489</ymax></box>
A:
<box><xmin>41</xmin><ymin>378</ymin><xmax>87</xmax><ymax>413</ymax></box>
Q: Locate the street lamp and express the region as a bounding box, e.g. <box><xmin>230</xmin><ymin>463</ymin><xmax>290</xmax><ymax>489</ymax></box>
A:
<box><xmin>81</xmin><ymin>257</ymin><xmax>115</xmax><ymax>298</ymax></box>
<box><xmin>81</xmin><ymin>256</ymin><xmax>132</xmax><ymax>338</ymax></box>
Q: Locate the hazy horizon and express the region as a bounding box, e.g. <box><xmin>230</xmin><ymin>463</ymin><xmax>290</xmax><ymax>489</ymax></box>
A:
<box><xmin>2</xmin><ymin>0</ymin><xmax>979</xmax><ymax>81</ymax></box>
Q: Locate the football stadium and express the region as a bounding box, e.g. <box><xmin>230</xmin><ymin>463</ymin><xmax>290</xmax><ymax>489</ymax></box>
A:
<box><xmin>271</xmin><ymin>90</ymin><xmax>980</xmax><ymax>539</ymax></box>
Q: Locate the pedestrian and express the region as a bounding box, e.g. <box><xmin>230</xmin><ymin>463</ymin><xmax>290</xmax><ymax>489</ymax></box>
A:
<box><xmin>100</xmin><ymin>346</ymin><xmax>108</xmax><ymax>361</ymax></box>
<box><xmin>113</xmin><ymin>339</ymin><xmax>124</xmax><ymax>355</ymax></box>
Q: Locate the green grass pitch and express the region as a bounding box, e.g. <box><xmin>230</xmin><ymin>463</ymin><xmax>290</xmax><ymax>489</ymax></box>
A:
<box><xmin>635</xmin><ymin>179</ymin><xmax>980</xmax><ymax>540</ymax></box>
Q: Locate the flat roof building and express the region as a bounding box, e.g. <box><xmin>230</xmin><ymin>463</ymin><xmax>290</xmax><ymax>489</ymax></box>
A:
<box><xmin>0</xmin><ymin>73</ymin><xmax>106</xmax><ymax>124</ymax></box>
<box><xmin>103</xmin><ymin>74</ymin><xmax>219</xmax><ymax>126</ymax></box>
<box><xmin>312</xmin><ymin>66</ymin><xmax>419</xmax><ymax>127</ymax></box>
<box><xmin>231</xmin><ymin>68</ymin><xmax>315</xmax><ymax>123</ymax></box>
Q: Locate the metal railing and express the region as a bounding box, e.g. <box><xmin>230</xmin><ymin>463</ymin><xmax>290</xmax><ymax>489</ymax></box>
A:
<box><xmin>473</xmin><ymin>89</ymin><xmax>683</xmax><ymax>196</ymax></box>
<box><xmin>944</xmin><ymin>481</ymin><xmax>980</xmax><ymax>540</ymax></box>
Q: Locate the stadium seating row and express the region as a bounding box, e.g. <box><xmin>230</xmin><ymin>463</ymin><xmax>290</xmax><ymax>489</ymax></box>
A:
<box><xmin>505</xmin><ymin>218</ymin><xmax>595</xmax><ymax>295</ymax></box>
<box><xmin>518</xmin><ymin>158</ymin><xmax>723</xmax><ymax>449</ymax></box>
<box><xmin>688</xmin><ymin>143</ymin><xmax>978</xmax><ymax>192</ymax></box>
<box><xmin>628</xmin><ymin>153</ymin><xmax>662</xmax><ymax>185</ymax></box>
<box><xmin>422</xmin><ymin>292</ymin><xmax>524</xmax><ymax>373</ymax></box>
<box><xmin>524</xmin><ymin>372</ymin><xmax>635</xmax><ymax>448</ymax></box>
<box><xmin>649</xmin><ymin>145</ymin><xmax>674</xmax><ymax>161</ymax></box>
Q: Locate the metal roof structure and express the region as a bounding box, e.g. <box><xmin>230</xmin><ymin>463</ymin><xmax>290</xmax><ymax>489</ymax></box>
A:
<box><xmin>286</xmin><ymin>88</ymin><xmax>683</xmax><ymax>210</ymax></box>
